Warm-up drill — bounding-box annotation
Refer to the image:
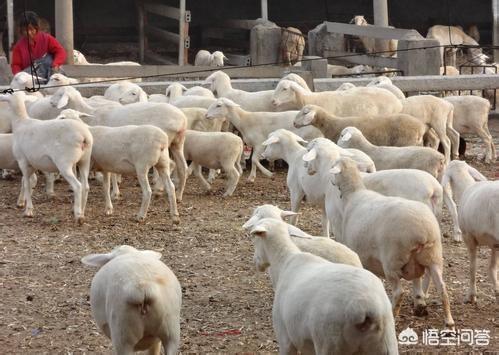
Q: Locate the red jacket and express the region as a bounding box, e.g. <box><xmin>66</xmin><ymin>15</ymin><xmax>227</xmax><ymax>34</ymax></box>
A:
<box><xmin>11</xmin><ymin>32</ymin><xmax>67</xmax><ymax>74</ymax></box>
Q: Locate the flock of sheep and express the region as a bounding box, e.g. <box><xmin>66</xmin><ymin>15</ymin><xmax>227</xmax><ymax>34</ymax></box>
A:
<box><xmin>0</xmin><ymin>61</ymin><xmax>498</xmax><ymax>354</ymax></box>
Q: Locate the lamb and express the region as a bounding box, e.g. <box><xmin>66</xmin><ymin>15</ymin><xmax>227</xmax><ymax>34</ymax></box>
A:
<box><xmin>401</xmin><ymin>95</ymin><xmax>460</xmax><ymax>163</ymax></box>
<box><xmin>105</xmin><ymin>82</ymin><xmax>147</xmax><ymax>103</ymax></box>
<box><xmin>260</xmin><ymin>130</ymin><xmax>371</xmax><ymax>236</ymax></box>
<box><xmin>0</xmin><ymin>92</ymin><xmax>92</xmax><ymax>223</ymax></box>
<box><xmin>336</xmin><ymin>82</ymin><xmax>356</xmax><ymax>91</ymax></box>
<box><xmin>443</xmin><ymin>95</ymin><xmax>496</xmax><ymax>163</ymax></box>
<box><xmin>57</xmin><ymin>109</ymin><xmax>179</xmax><ymax>222</ymax></box>
<box><xmin>80</xmin><ymin>101</ymin><xmax>189</xmax><ymax>201</ymax></box>
<box><xmin>160</xmin><ymin>83</ymin><xmax>215</xmax><ymax>104</ymax></box>
<box><xmin>338</xmin><ymin>127</ymin><xmax>445</xmax><ymax>178</ymax></box>
<box><xmin>246</xmin><ymin>218</ymin><xmax>398</xmax><ymax>354</ymax></box>
<box><xmin>294</xmin><ymin>104</ymin><xmax>425</xmax><ymax>146</ymax></box>
<box><xmin>183</xmin><ymin>130</ymin><xmax>243</xmax><ymax>196</ymax></box>
<box><xmin>44</xmin><ymin>73</ymin><xmax>79</xmax><ymax>94</ymax></box>
<box><xmin>350</xmin><ymin>15</ymin><xmax>398</xmax><ymax>56</ymax></box>
<box><xmin>279</xmin><ymin>27</ymin><xmax>305</xmax><ymax>66</ymax></box>
<box><xmin>272</xmin><ymin>79</ymin><xmax>403</xmax><ymax>115</ymax></box>
<box><xmin>329</xmin><ymin>157</ymin><xmax>455</xmax><ymax>328</ymax></box>
<box><xmin>243</xmin><ymin>204</ymin><xmax>362</xmax><ymax>267</ymax></box>
<box><xmin>280</xmin><ymin>73</ymin><xmax>311</xmax><ymax>92</ymax></box>
<box><xmin>204</xmin><ymin>71</ymin><xmax>276</xmax><ymax>112</ymax></box>
<box><xmin>169</xmin><ymin>95</ymin><xmax>217</xmax><ymax>109</ymax></box>
<box><xmin>194</xmin><ymin>50</ymin><xmax>227</xmax><ymax>66</ymax></box>
<box><xmin>10</xmin><ymin>72</ymin><xmax>44</xmax><ymax>97</ymax></box>
<box><xmin>81</xmin><ymin>245</ymin><xmax>181</xmax><ymax>355</ymax></box>
<box><xmin>327</xmin><ymin>64</ymin><xmax>372</xmax><ymax>77</ymax></box>
<box><xmin>440</xmin><ymin>160</ymin><xmax>498</xmax><ymax>302</ymax></box>
<box><xmin>205</xmin><ymin>98</ymin><xmax>322</xmax><ymax>182</ymax></box>
<box><xmin>366</xmin><ymin>76</ymin><xmax>405</xmax><ymax>100</ymax></box>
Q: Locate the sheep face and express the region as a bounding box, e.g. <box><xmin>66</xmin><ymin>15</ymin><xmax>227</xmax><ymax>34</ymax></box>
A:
<box><xmin>337</xmin><ymin>127</ymin><xmax>361</xmax><ymax>148</ymax></box>
<box><xmin>294</xmin><ymin>106</ymin><xmax>315</xmax><ymax>128</ymax></box>
<box><xmin>165</xmin><ymin>83</ymin><xmax>187</xmax><ymax>102</ymax></box>
<box><xmin>261</xmin><ymin>134</ymin><xmax>282</xmax><ymax>161</ymax></box>
<box><xmin>11</xmin><ymin>72</ymin><xmax>45</xmax><ymax>90</ymax></box>
<box><xmin>119</xmin><ymin>88</ymin><xmax>141</xmax><ymax>105</ymax></box>
<box><xmin>302</xmin><ymin>147</ymin><xmax>319</xmax><ymax>175</ymax></box>
<box><xmin>211</xmin><ymin>51</ymin><xmax>227</xmax><ymax>67</ymax></box>
<box><xmin>50</xmin><ymin>87</ymin><xmax>72</xmax><ymax>109</ymax></box>
<box><xmin>205</xmin><ymin>98</ymin><xmax>238</xmax><ymax>119</ymax></box>
<box><xmin>272</xmin><ymin>80</ymin><xmax>296</xmax><ymax>108</ymax></box>
<box><xmin>204</xmin><ymin>71</ymin><xmax>227</xmax><ymax>95</ymax></box>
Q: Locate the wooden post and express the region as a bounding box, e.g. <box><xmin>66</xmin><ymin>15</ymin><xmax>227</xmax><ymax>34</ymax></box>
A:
<box><xmin>55</xmin><ymin>0</ymin><xmax>74</xmax><ymax>64</ymax></box>
<box><xmin>373</xmin><ymin>0</ymin><xmax>389</xmax><ymax>52</ymax></box>
<box><xmin>138</xmin><ymin>0</ymin><xmax>145</xmax><ymax>63</ymax></box>
<box><xmin>178</xmin><ymin>0</ymin><xmax>186</xmax><ymax>65</ymax></box>
<box><xmin>261</xmin><ymin>0</ymin><xmax>268</xmax><ymax>20</ymax></box>
<box><xmin>7</xmin><ymin>0</ymin><xmax>14</xmax><ymax>61</ymax></box>
<box><xmin>494</xmin><ymin>0</ymin><xmax>499</xmax><ymax>62</ymax></box>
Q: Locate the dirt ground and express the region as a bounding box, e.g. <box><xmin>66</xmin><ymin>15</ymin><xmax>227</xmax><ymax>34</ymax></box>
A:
<box><xmin>0</xmin><ymin>119</ymin><xmax>498</xmax><ymax>354</ymax></box>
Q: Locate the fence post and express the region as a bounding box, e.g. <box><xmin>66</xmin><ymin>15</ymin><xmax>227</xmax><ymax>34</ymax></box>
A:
<box><xmin>137</xmin><ymin>1</ymin><xmax>145</xmax><ymax>63</ymax></box>
<box><xmin>398</xmin><ymin>38</ymin><xmax>440</xmax><ymax>76</ymax></box>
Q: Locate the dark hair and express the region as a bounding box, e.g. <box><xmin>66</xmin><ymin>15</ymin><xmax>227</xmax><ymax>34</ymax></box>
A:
<box><xmin>19</xmin><ymin>11</ymin><xmax>39</xmax><ymax>30</ymax></box>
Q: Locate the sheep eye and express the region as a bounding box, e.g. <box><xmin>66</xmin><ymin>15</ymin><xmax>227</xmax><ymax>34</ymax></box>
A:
<box><xmin>216</xmin><ymin>104</ymin><xmax>222</xmax><ymax>107</ymax></box>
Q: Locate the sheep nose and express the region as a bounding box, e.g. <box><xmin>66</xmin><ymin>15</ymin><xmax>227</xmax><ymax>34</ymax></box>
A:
<box><xmin>293</xmin><ymin>122</ymin><xmax>299</xmax><ymax>128</ymax></box>
<box><xmin>272</xmin><ymin>99</ymin><xmax>278</xmax><ymax>106</ymax></box>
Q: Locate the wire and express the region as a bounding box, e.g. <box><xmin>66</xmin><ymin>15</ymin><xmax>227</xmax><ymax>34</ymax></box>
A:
<box><xmin>23</xmin><ymin>2</ymin><xmax>41</xmax><ymax>93</ymax></box>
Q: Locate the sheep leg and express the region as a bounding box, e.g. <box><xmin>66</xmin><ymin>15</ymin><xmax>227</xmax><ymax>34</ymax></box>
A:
<box><xmin>483</xmin><ymin>124</ymin><xmax>497</xmax><ymax>161</ymax></box>
<box><xmin>192</xmin><ymin>163</ymin><xmax>212</xmax><ymax>191</ymax></box>
<box><xmin>489</xmin><ymin>248</ymin><xmax>499</xmax><ymax>300</ymax></box>
<box><xmin>17</xmin><ymin>173</ymin><xmax>37</xmax><ymax>208</ymax></box>
<box><xmin>136</xmin><ymin>169</ymin><xmax>152</xmax><ymax>221</ymax></box>
<box><xmin>321</xmin><ymin>208</ymin><xmax>329</xmax><ymax>237</ymax></box>
<box><xmin>464</xmin><ymin>236</ymin><xmax>478</xmax><ymax>304</ymax></box>
<box><xmin>57</xmin><ymin>165</ymin><xmax>84</xmax><ymax>222</ymax></box>
<box><xmin>156</xmin><ymin>164</ymin><xmax>179</xmax><ymax>224</ymax></box>
<box><xmin>442</xmin><ymin>184</ymin><xmax>462</xmax><ymax>242</ymax></box>
<box><xmin>147</xmin><ymin>340</ymin><xmax>161</xmax><ymax>355</ymax></box>
<box><xmin>446</xmin><ymin>125</ymin><xmax>460</xmax><ymax>160</ymax></box>
<box><xmin>428</xmin><ymin>263</ymin><xmax>455</xmax><ymax>329</ymax></box>
<box><xmin>17</xmin><ymin>162</ymin><xmax>35</xmax><ymax>216</ymax></box>
<box><xmin>102</xmin><ymin>172</ymin><xmax>113</xmax><ymax>215</ymax></box>
<box><xmin>207</xmin><ymin>169</ymin><xmax>220</xmax><ymax>183</ymax></box>
<box><xmin>170</xmin><ymin>145</ymin><xmax>187</xmax><ymax>202</ymax></box>
<box><xmin>422</xmin><ymin>268</ymin><xmax>432</xmax><ymax>297</ymax></box>
<box><xmin>387</xmin><ymin>275</ymin><xmax>405</xmax><ymax>317</ymax></box>
<box><xmin>222</xmin><ymin>165</ymin><xmax>240</xmax><ymax>197</ymax></box>
<box><xmin>412</xmin><ymin>277</ymin><xmax>428</xmax><ymax>316</ymax></box>
<box><xmin>476</xmin><ymin>125</ymin><xmax>495</xmax><ymax>163</ymax></box>
<box><xmin>78</xmin><ymin>157</ymin><xmax>91</xmax><ymax>215</ymax></box>
<box><xmin>289</xmin><ymin>187</ymin><xmax>305</xmax><ymax>226</ymax></box>
<box><xmin>111</xmin><ymin>173</ymin><xmax>121</xmax><ymax>200</ymax></box>
<box><xmin>109</xmin><ymin>327</ymin><xmax>135</xmax><ymax>355</ymax></box>
<box><xmin>44</xmin><ymin>171</ymin><xmax>55</xmax><ymax>197</ymax></box>
<box><xmin>424</xmin><ymin>129</ymin><xmax>440</xmax><ymax>149</ymax></box>
<box><xmin>161</xmin><ymin>333</ymin><xmax>180</xmax><ymax>355</ymax></box>
<box><xmin>432</xmin><ymin>123</ymin><xmax>451</xmax><ymax>164</ymax></box>
<box><xmin>248</xmin><ymin>145</ymin><xmax>272</xmax><ymax>182</ymax></box>
<box><xmin>187</xmin><ymin>161</ymin><xmax>194</xmax><ymax>177</ymax></box>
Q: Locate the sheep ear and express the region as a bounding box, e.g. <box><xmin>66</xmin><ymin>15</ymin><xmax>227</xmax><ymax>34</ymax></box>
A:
<box><xmin>242</xmin><ymin>215</ymin><xmax>258</xmax><ymax>231</ymax></box>
<box><xmin>297</xmin><ymin>138</ymin><xmax>308</xmax><ymax>146</ymax></box>
<box><xmin>81</xmin><ymin>253</ymin><xmax>113</xmax><ymax>267</ymax></box>
<box><xmin>79</xmin><ymin>112</ymin><xmax>93</xmax><ymax>118</ymax></box>
<box><xmin>223</xmin><ymin>99</ymin><xmax>240</xmax><ymax>108</ymax></box>
<box><xmin>180</xmin><ymin>84</ymin><xmax>188</xmax><ymax>92</ymax></box>
<box><xmin>302</xmin><ymin>148</ymin><xmax>317</xmax><ymax>162</ymax></box>
<box><xmin>262</xmin><ymin>135</ymin><xmax>279</xmax><ymax>146</ymax></box>
<box><xmin>341</xmin><ymin>132</ymin><xmax>352</xmax><ymax>142</ymax></box>
<box><xmin>302</xmin><ymin>110</ymin><xmax>315</xmax><ymax>125</ymax></box>
<box><xmin>467</xmin><ymin>165</ymin><xmax>487</xmax><ymax>181</ymax></box>
<box><xmin>280</xmin><ymin>210</ymin><xmax>298</xmax><ymax>219</ymax></box>
<box><xmin>223</xmin><ymin>54</ymin><xmax>229</xmax><ymax>60</ymax></box>
<box><xmin>250</xmin><ymin>224</ymin><xmax>268</xmax><ymax>238</ymax></box>
<box><xmin>139</xmin><ymin>250</ymin><xmax>162</xmax><ymax>259</ymax></box>
<box><xmin>57</xmin><ymin>93</ymin><xmax>69</xmax><ymax>109</ymax></box>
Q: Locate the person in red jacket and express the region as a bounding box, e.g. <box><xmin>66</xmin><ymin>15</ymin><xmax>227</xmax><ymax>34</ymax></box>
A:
<box><xmin>11</xmin><ymin>11</ymin><xmax>66</xmax><ymax>80</ymax></box>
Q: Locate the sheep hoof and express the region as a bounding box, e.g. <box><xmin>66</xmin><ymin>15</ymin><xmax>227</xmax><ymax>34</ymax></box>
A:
<box><xmin>413</xmin><ymin>304</ymin><xmax>428</xmax><ymax>317</ymax></box>
<box><xmin>23</xmin><ymin>210</ymin><xmax>34</xmax><ymax>218</ymax></box>
<box><xmin>464</xmin><ymin>294</ymin><xmax>477</xmax><ymax>304</ymax></box>
<box><xmin>17</xmin><ymin>202</ymin><xmax>25</xmax><ymax>208</ymax></box>
<box><xmin>247</xmin><ymin>176</ymin><xmax>256</xmax><ymax>183</ymax></box>
<box><xmin>111</xmin><ymin>193</ymin><xmax>122</xmax><ymax>200</ymax></box>
<box><xmin>105</xmin><ymin>209</ymin><xmax>113</xmax><ymax>216</ymax></box>
<box><xmin>76</xmin><ymin>216</ymin><xmax>85</xmax><ymax>225</ymax></box>
<box><xmin>172</xmin><ymin>215</ymin><xmax>180</xmax><ymax>225</ymax></box>
<box><xmin>453</xmin><ymin>235</ymin><xmax>463</xmax><ymax>243</ymax></box>
<box><xmin>135</xmin><ymin>215</ymin><xmax>146</xmax><ymax>223</ymax></box>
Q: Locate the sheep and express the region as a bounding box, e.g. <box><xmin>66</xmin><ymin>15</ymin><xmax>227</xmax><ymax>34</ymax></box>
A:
<box><xmin>336</xmin><ymin>82</ymin><xmax>356</xmax><ymax>91</ymax></box>
<box><xmin>272</xmin><ymin>79</ymin><xmax>403</xmax><ymax>115</ymax></box>
<box><xmin>103</xmin><ymin>82</ymin><xmax>147</xmax><ymax>103</ymax></box>
<box><xmin>440</xmin><ymin>160</ymin><xmax>498</xmax><ymax>303</ymax></box>
<box><xmin>328</xmin><ymin>157</ymin><xmax>455</xmax><ymax>328</ymax></box>
<box><xmin>169</xmin><ymin>95</ymin><xmax>217</xmax><ymax>109</ymax></box>
<box><xmin>81</xmin><ymin>245</ymin><xmax>181</xmax><ymax>355</ymax></box>
<box><xmin>280</xmin><ymin>73</ymin><xmax>311</xmax><ymax>92</ymax></box>
<box><xmin>183</xmin><ymin>130</ymin><xmax>243</xmax><ymax>196</ymax></box>
<box><xmin>10</xmin><ymin>72</ymin><xmax>45</xmax><ymax>97</ymax></box>
<box><xmin>161</xmin><ymin>83</ymin><xmax>215</xmax><ymax>104</ymax></box>
<box><xmin>246</xmin><ymin>218</ymin><xmax>398</xmax><ymax>354</ymax></box>
<box><xmin>260</xmin><ymin>130</ymin><xmax>370</xmax><ymax>236</ymax></box>
<box><xmin>280</xmin><ymin>27</ymin><xmax>305</xmax><ymax>66</ymax></box>
<box><xmin>401</xmin><ymin>95</ymin><xmax>459</xmax><ymax>163</ymax></box>
<box><xmin>204</xmin><ymin>71</ymin><xmax>276</xmax><ymax>112</ymax></box>
<box><xmin>0</xmin><ymin>92</ymin><xmax>92</xmax><ymax>223</ymax></box>
<box><xmin>243</xmin><ymin>204</ymin><xmax>362</xmax><ymax>267</ymax></box>
<box><xmin>44</xmin><ymin>73</ymin><xmax>79</xmax><ymax>94</ymax></box>
<box><xmin>294</xmin><ymin>104</ymin><xmax>425</xmax><ymax>146</ymax></box>
<box><xmin>443</xmin><ymin>95</ymin><xmax>496</xmax><ymax>163</ymax></box>
<box><xmin>350</xmin><ymin>15</ymin><xmax>398</xmax><ymax>56</ymax></box>
<box><xmin>194</xmin><ymin>50</ymin><xmax>227</xmax><ymax>67</ymax></box>
<box><xmin>205</xmin><ymin>98</ymin><xmax>322</xmax><ymax>182</ymax></box>
<box><xmin>366</xmin><ymin>76</ymin><xmax>405</xmax><ymax>100</ymax></box>
<box><xmin>338</xmin><ymin>127</ymin><xmax>445</xmax><ymax>178</ymax></box>
<box><xmin>57</xmin><ymin>109</ymin><xmax>179</xmax><ymax>222</ymax></box>
<box><xmin>0</xmin><ymin>133</ymin><xmax>37</xmax><ymax>207</ymax></box>
<box><xmin>327</xmin><ymin>64</ymin><xmax>372</xmax><ymax>77</ymax></box>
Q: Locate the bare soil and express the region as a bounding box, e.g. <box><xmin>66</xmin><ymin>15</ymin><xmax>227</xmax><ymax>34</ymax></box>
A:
<box><xmin>0</xmin><ymin>121</ymin><xmax>498</xmax><ymax>354</ymax></box>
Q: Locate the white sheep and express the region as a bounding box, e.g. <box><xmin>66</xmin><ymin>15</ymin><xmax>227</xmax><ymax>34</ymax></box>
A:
<box><xmin>280</xmin><ymin>73</ymin><xmax>311</xmax><ymax>92</ymax></box>
<box><xmin>169</xmin><ymin>95</ymin><xmax>217</xmax><ymax>109</ymax></box>
<box><xmin>204</xmin><ymin>71</ymin><xmax>276</xmax><ymax>112</ymax></box>
<box><xmin>294</xmin><ymin>104</ymin><xmax>425</xmax><ymax>146</ymax></box>
<box><xmin>58</xmin><ymin>109</ymin><xmax>179</xmax><ymax>222</ymax></box>
<box><xmin>350</xmin><ymin>15</ymin><xmax>398</xmax><ymax>56</ymax></box>
<box><xmin>336</xmin><ymin>82</ymin><xmax>356</xmax><ymax>91</ymax></box>
<box><xmin>366</xmin><ymin>76</ymin><xmax>405</xmax><ymax>100</ymax></box>
<box><xmin>260</xmin><ymin>130</ymin><xmax>371</xmax><ymax>236</ymax></box>
<box><xmin>272</xmin><ymin>79</ymin><xmax>403</xmax><ymax>115</ymax></box>
<box><xmin>183</xmin><ymin>130</ymin><xmax>243</xmax><ymax>196</ymax></box>
<box><xmin>401</xmin><ymin>95</ymin><xmax>459</xmax><ymax>164</ymax></box>
<box><xmin>0</xmin><ymin>92</ymin><xmax>92</xmax><ymax>223</ymax></box>
<box><xmin>338</xmin><ymin>126</ymin><xmax>445</xmax><ymax>178</ymax></box>
<box><xmin>329</xmin><ymin>157</ymin><xmax>455</xmax><ymax>328</ymax></box>
<box><xmin>81</xmin><ymin>245</ymin><xmax>181</xmax><ymax>355</ymax></box>
<box><xmin>205</xmin><ymin>98</ymin><xmax>322</xmax><ymax>182</ymax></box>
<box><xmin>194</xmin><ymin>50</ymin><xmax>227</xmax><ymax>66</ymax></box>
<box><xmin>44</xmin><ymin>73</ymin><xmax>79</xmax><ymax>94</ymax></box>
<box><xmin>327</xmin><ymin>64</ymin><xmax>372</xmax><ymax>77</ymax></box>
<box><xmin>247</xmin><ymin>218</ymin><xmax>398</xmax><ymax>354</ymax></box>
<box><xmin>243</xmin><ymin>204</ymin><xmax>362</xmax><ymax>267</ymax></box>
<box><xmin>440</xmin><ymin>160</ymin><xmax>498</xmax><ymax>303</ymax></box>
<box><xmin>443</xmin><ymin>95</ymin><xmax>496</xmax><ymax>163</ymax></box>
<box><xmin>162</xmin><ymin>83</ymin><xmax>214</xmax><ymax>104</ymax></box>
<box><xmin>104</xmin><ymin>82</ymin><xmax>146</xmax><ymax>103</ymax></box>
